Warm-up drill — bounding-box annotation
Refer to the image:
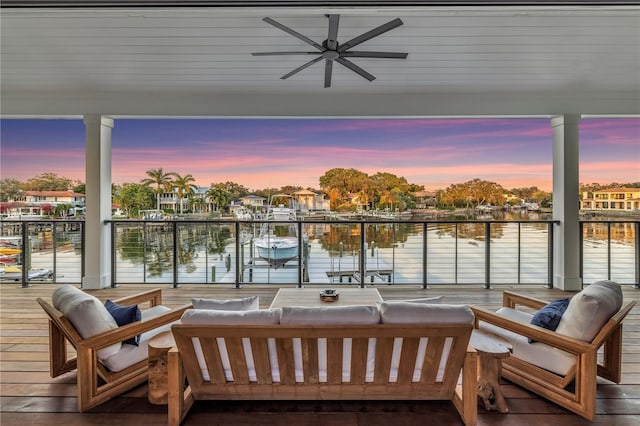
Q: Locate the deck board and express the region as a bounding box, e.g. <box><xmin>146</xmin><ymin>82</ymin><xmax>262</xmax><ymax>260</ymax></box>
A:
<box><xmin>0</xmin><ymin>283</ymin><xmax>638</xmax><ymax>425</ymax></box>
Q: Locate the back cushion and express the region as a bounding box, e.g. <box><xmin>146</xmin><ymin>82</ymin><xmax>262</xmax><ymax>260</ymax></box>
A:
<box><xmin>52</xmin><ymin>285</ymin><xmax>121</xmax><ymax>359</ymax></box>
<box><xmin>180</xmin><ymin>308</ymin><xmax>280</xmax><ymax>324</ymax></box>
<box><xmin>280</xmin><ymin>305</ymin><xmax>380</xmax><ymax>325</ymax></box>
<box><xmin>555</xmin><ymin>280</ymin><xmax>623</xmax><ymax>342</ymax></box>
<box><xmin>379</xmin><ymin>301</ymin><xmax>474</xmax><ymax>325</ymax></box>
<box><xmin>191</xmin><ymin>296</ymin><xmax>259</xmax><ymax>311</ymax></box>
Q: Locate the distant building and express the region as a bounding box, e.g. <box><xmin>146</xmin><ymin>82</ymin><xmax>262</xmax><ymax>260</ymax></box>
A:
<box><xmin>414</xmin><ymin>190</ymin><xmax>437</xmax><ymax>209</ymax></box>
<box><xmin>3</xmin><ymin>190</ymin><xmax>86</xmax><ymax>217</ymax></box>
<box><xmin>292</xmin><ymin>189</ymin><xmax>330</xmax><ymax>213</ymax></box>
<box><xmin>580</xmin><ymin>187</ymin><xmax>640</xmax><ymax>211</ymax></box>
<box><xmin>240</xmin><ymin>195</ymin><xmax>267</xmax><ymax>210</ymax></box>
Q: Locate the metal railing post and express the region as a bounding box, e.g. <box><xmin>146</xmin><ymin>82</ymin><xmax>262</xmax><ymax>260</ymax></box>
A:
<box><xmin>484</xmin><ymin>222</ymin><xmax>491</xmax><ymax>289</ymax></box>
<box><xmin>635</xmin><ymin>221</ymin><xmax>639</xmax><ymax>289</ymax></box>
<box><xmin>579</xmin><ymin>221</ymin><xmax>584</xmax><ymax>285</ymax></box>
<box><xmin>422</xmin><ymin>222</ymin><xmax>427</xmax><ymax>289</ymax></box>
<box><xmin>111</xmin><ymin>222</ymin><xmax>117</xmax><ymax>287</ymax></box>
<box><xmin>548</xmin><ymin>223</ymin><xmax>554</xmax><ymax>289</ymax></box>
<box><xmin>21</xmin><ymin>222</ymin><xmax>29</xmax><ymax>288</ymax></box>
<box><xmin>172</xmin><ymin>222</ymin><xmax>180</xmax><ymax>288</ymax></box>
<box><xmin>607</xmin><ymin>222</ymin><xmax>612</xmax><ymax>281</ymax></box>
<box><xmin>235</xmin><ymin>221</ymin><xmax>241</xmax><ymax>288</ymax></box>
<box><xmin>359</xmin><ymin>222</ymin><xmax>366</xmax><ymax>288</ymax></box>
<box><xmin>297</xmin><ymin>221</ymin><xmax>303</xmax><ymax>287</ymax></box>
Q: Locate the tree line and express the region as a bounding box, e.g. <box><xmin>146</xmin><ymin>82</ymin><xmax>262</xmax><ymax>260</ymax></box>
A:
<box><xmin>1</xmin><ymin>171</ymin><xmax>638</xmax><ymax>218</ymax></box>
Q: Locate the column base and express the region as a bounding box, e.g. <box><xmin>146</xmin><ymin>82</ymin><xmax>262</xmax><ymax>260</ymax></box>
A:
<box><xmin>553</xmin><ymin>275</ymin><xmax>582</xmax><ymax>291</ymax></box>
<box><xmin>82</xmin><ymin>274</ymin><xmax>111</xmax><ymax>290</ymax></box>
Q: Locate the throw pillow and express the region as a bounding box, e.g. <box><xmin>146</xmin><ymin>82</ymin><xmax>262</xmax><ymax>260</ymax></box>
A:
<box><xmin>191</xmin><ymin>295</ymin><xmax>259</xmax><ymax>311</ymax></box>
<box><xmin>529</xmin><ymin>298</ymin><xmax>570</xmax><ymax>343</ymax></box>
<box><xmin>104</xmin><ymin>300</ymin><xmax>142</xmax><ymax>346</ymax></box>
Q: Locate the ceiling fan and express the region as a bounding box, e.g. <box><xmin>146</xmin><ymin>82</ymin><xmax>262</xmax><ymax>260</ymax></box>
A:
<box><xmin>252</xmin><ymin>15</ymin><xmax>408</xmax><ymax>88</ymax></box>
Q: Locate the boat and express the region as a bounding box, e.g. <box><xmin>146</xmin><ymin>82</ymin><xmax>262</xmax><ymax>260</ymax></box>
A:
<box><xmin>0</xmin><ymin>264</ymin><xmax>54</xmax><ymax>281</ymax></box>
<box><xmin>234</xmin><ymin>206</ymin><xmax>253</xmax><ymax>221</ymax></box>
<box><xmin>0</xmin><ymin>247</ymin><xmax>21</xmax><ymax>256</ymax></box>
<box><xmin>253</xmin><ymin>195</ymin><xmax>301</xmax><ymax>268</ymax></box>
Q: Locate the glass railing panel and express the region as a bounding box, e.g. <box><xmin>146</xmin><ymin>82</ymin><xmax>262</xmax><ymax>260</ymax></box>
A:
<box><xmin>114</xmin><ymin>222</ymin><xmax>146</xmax><ymax>283</ymax></box>
<box><xmin>609</xmin><ymin>222</ymin><xmax>636</xmax><ymax>284</ymax></box>
<box><xmin>582</xmin><ymin>222</ymin><xmax>610</xmax><ymax>284</ymax></box>
<box><xmin>53</xmin><ymin>221</ymin><xmax>83</xmax><ymax>283</ymax></box>
<box><xmin>426</xmin><ymin>223</ymin><xmax>457</xmax><ymax>284</ymax></box>
<box><xmin>489</xmin><ymin>222</ymin><xmax>520</xmax><ymax>284</ymax></box>
<box><xmin>519</xmin><ymin>222</ymin><xmax>549</xmax><ymax>284</ymax></box>
<box><xmin>385</xmin><ymin>223</ymin><xmax>423</xmax><ymax>285</ymax></box>
<box><xmin>456</xmin><ymin>222</ymin><xmax>486</xmax><ymax>284</ymax></box>
<box><xmin>143</xmin><ymin>222</ymin><xmax>174</xmax><ymax>284</ymax></box>
<box><xmin>27</xmin><ymin>222</ymin><xmax>56</xmax><ymax>283</ymax></box>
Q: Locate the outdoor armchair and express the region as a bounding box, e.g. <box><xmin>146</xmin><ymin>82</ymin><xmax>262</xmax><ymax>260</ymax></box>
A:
<box><xmin>37</xmin><ymin>285</ymin><xmax>191</xmax><ymax>412</ymax></box>
<box><xmin>471</xmin><ymin>281</ymin><xmax>635</xmax><ymax>420</ymax></box>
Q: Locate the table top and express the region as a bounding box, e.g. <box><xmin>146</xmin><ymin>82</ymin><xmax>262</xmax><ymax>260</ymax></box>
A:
<box><xmin>148</xmin><ymin>329</ymin><xmax>175</xmax><ymax>350</ymax></box>
<box><xmin>470</xmin><ymin>329</ymin><xmax>513</xmax><ymax>356</ymax></box>
<box><xmin>269</xmin><ymin>287</ymin><xmax>382</xmax><ymax>309</ymax></box>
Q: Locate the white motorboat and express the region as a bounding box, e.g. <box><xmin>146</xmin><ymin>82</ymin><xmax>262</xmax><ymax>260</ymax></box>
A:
<box><xmin>253</xmin><ymin>196</ymin><xmax>300</xmax><ymax>267</ymax></box>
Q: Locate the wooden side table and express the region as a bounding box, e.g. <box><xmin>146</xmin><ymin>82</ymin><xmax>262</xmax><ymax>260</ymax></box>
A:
<box><xmin>148</xmin><ymin>330</ymin><xmax>175</xmax><ymax>405</ymax></box>
<box><xmin>470</xmin><ymin>329</ymin><xmax>513</xmax><ymax>413</ymax></box>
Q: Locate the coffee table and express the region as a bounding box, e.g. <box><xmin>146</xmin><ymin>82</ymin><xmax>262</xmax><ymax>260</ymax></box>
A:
<box><xmin>269</xmin><ymin>287</ymin><xmax>382</xmax><ymax>309</ymax></box>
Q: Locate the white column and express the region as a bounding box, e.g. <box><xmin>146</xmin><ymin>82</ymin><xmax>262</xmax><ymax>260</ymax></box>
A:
<box><xmin>551</xmin><ymin>115</ymin><xmax>582</xmax><ymax>291</ymax></box>
<box><xmin>82</xmin><ymin>115</ymin><xmax>114</xmax><ymax>289</ymax></box>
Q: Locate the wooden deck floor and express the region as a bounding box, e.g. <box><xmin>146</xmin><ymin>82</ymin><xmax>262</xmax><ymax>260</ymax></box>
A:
<box><xmin>1</xmin><ymin>283</ymin><xmax>638</xmax><ymax>426</ymax></box>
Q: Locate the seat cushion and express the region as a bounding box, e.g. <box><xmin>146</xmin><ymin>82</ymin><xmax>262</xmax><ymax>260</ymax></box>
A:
<box><xmin>555</xmin><ymin>280</ymin><xmax>623</xmax><ymax>342</ymax></box>
<box><xmin>52</xmin><ymin>285</ymin><xmax>121</xmax><ymax>359</ymax></box>
<box><xmin>479</xmin><ymin>307</ymin><xmax>575</xmax><ymax>376</ymax></box>
<box><xmin>100</xmin><ymin>305</ymin><xmax>173</xmax><ymax>372</ymax></box>
<box><xmin>191</xmin><ymin>295</ymin><xmax>259</xmax><ymax>311</ymax></box>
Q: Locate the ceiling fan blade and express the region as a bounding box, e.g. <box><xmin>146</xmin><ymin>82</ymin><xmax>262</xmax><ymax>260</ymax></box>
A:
<box><xmin>263</xmin><ymin>17</ymin><xmax>324</xmax><ymax>51</ymax></box>
<box><xmin>338</xmin><ymin>18</ymin><xmax>404</xmax><ymax>52</ymax></box>
<box><xmin>252</xmin><ymin>52</ymin><xmax>321</xmax><ymax>56</ymax></box>
<box><xmin>336</xmin><ymin>58</ymin><xmax>376</xmax><ymax>82</ymax></box>
<box><xmin>281</xmin><ymin>56</ymin><xmax>324</xmax><ymax>80</ymax></box>
<box><xmin>324</xmin><ymin>60</ymin><xmax>333</xmax><ymax>88</ymax></box>
<box><xmin>326</xmin><ymin>14</ymin><xmax>340</xmax><ymax>50</ymax></box>
<box><xmin>341</xmin><ymin>51</ymin><xmax>408</xmax><ymax>59</ymax></box>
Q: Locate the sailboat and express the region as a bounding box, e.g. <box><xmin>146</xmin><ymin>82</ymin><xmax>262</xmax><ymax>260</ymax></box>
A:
<box><xmin>253</xmin><ymin>195</ymin><xmax>300</xmax><ymax>268</ymax></box>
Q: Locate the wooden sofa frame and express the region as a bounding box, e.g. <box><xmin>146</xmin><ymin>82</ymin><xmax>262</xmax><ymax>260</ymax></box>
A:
<box><xmin>168</xmin><ymin>323</ymin><xmax>478</xmax><ymax>426</ymax></box>
<box><xmin>471</xmin><ymin>291</ymin><xmax>636</xmax><ymax>420</ymax></box>
<box><xmin>37</xmin><ymin>288</ymin><xmax>191</xmax><ymax>412</ymax></box>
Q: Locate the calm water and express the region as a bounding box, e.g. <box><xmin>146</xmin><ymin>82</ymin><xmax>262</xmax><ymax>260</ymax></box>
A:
<box><xmin>6</xmin><ymin>213</ymin><xmax>636</xmax><ymax>285</ymax></box>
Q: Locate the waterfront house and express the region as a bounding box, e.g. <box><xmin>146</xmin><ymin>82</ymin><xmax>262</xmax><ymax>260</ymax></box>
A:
<box><xmin>3</xmin><ymin>190</ymin><xmax>85</xmax><ymax>217</ymax></box>
<box><xmin>581</xmin><ymin>187</ymin><xmax>640</xmax><ymax>212</ymax></box>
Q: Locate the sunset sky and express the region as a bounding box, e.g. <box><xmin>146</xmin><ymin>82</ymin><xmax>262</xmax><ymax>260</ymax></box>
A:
<box><xmin>1</xmin><ymin>117</ymin><xmax>638</xmax><ymax>192</ymax></box>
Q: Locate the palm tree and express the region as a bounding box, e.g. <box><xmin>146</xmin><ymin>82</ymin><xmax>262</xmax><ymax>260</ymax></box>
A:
<box><xmin>172</xmin><ymin>173</ymin><xmax>197</xmax><ymax>214</ymax></box>
<box><xmin>188</xmin><ymin>196</ymin><xmax>205</xmax><ymax>213</ymax></box>
<box><xmin>205</xmin><ymin>186</ymin><xmax>232</xmax><ymax>213</ymax></box>
<box><xmin>141</xmin><ymin>168</ymin><xmax>174</xmax><ymax>211</ymax></box>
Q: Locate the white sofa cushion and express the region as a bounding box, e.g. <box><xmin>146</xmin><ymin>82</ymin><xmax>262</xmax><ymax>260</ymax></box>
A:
<box><xmin>379</xmin><ymin>301</ymin><xmax>474</xmax><ymax>325</ymax></box>
<box><xmin>280</xmin><ymin>305</ymin><xmax>380</xmax><ymax>325</ymax></box>
<box><xmin>180</xmin><ymin>308</ymin><xmax>281</xmax><ymax>382</ymax></box>
<box><xmin>100</xmin><ymin>305</ymin><xmax>173</xmax><ymax>372</ymax></box>
<box><xmin>479</xmin><ymin>307</ymin><xmax>575</xmax><ymax>376</ymax></box>
<box><xmin>555</xmin><ymin>280</ymin><xmax>623</xmax><ymax>342</ymax></box>
<box><xmin>191</xmin><ymin>296</ymin><xmax>259</xmax><ymax>311</ymax></box>
<box><xmin>52</xmin><ymin>284</ymin><xmax>121</xmax><ymax>359</ymax></box>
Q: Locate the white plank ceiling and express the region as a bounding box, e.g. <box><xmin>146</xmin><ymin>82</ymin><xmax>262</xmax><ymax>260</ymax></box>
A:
<box><xmin>1</xmin><ymin>3</ymin><xmax>639</xmax><ymax>116</ymax></box>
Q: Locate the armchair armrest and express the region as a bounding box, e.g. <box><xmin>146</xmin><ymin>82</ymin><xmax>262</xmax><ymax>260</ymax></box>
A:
<box><xmin>502</xmin><ymin>291</ymin><xmax>548</xmax><ymax>310</ymax></box>
<box><xmin>81</xmin><ymin>303</ymin><xmax>191</xmax><ymax>350</ymax></box>
<box><xmin>471</xmin><ymin>306</ymin><xmax>592</xmax><ymax>355</ymax></box>
<box><xmin>114</xmin><ymin>288</ymin><xmax>163</xmax><ymax>308</ymax></box>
